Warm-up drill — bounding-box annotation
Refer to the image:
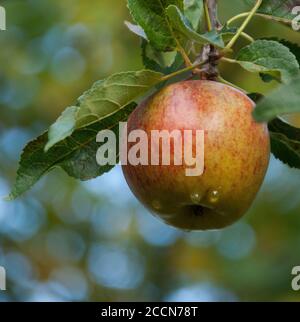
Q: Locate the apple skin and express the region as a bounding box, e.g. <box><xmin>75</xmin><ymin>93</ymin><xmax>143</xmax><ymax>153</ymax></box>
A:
<box><xmin>122</xmin><ymin>80</ymin><xmax>270</xmax><ymax>230</ymax></box>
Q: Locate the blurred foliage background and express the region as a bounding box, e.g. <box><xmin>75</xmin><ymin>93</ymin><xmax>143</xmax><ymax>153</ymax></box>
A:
<box><xmin>0</xmin><ymin>0</ymin><xmax>300</xmax><ymax>302</ymax></box>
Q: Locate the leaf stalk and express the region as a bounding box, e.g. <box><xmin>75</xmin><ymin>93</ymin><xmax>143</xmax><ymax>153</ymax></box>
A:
<box><xmin>160</xmin><ymin>59</ymin><xmax>209</xmax><ymax>82</ymax></box>
<box><xmin>225</xmin><ymin>0</ymin><xmax>262</xmax><ymax>50</ymax></box>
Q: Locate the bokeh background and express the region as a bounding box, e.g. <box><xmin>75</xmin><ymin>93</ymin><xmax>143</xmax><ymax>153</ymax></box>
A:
<box><xmin>0</xmin><ymin>0</ymin><xmax>300</xmax><ymax>302</ymax></box>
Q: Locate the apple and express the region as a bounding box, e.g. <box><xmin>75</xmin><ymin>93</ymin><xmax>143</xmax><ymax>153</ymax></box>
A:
<box><xmin>122</xmin><ymin>80</ymin><xmax>270</xmax><ymax>230</ymax></box>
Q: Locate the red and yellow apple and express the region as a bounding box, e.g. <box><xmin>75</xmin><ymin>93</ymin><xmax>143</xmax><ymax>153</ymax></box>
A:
<box><xmin>122</xmin><ymin>80</ymin><xmax>270</xmax><ymax>230</ymax></box>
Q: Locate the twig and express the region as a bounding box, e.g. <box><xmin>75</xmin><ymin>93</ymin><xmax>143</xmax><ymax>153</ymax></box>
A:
<box><xmin>204</xmin><ymin>0</ymin><xmax>221</xmax><ymax>30</ymax></box>
<box><xmin>198</xmin><ymin>0</ymin><xmax>221</xmax><ymax>80</ymax></box>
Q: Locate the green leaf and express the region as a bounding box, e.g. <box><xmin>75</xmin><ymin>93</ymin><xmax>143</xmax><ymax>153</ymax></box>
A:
<box><xmin>124</xmin><ymin>21</ymin><xmax>148</xmax><ymax>39</ymax></box>
<box><xmin>276</xmin><ymin>40</ymin><xmax>300</xmax><ymax>64</ymax></box>
<box><xmin>269</xmin><ymin>117</ymin><xmax>300</xmax><ymax>169</ymax></box>
<box><xmin>141</xmin><ymin>40</ymin><xmax>183</xmax><ymax>74</ymax></box>
<box><xmin>259</xmin><ymin>38</ymin><xmax>300</xmax><ymax>82</ymax></box>
<box><xmin>46</xmin><ymin>106</ymin><xmax>78</xmax><ymax>151</ymax></box>
<box><xmin>245</xmin><ymin>0</ymin><xmax>300</xmax><ymax>25</ymax></box>
<box><xmin>127</xmin><ymin>0</ymin><xmax>184</xmax><ymax>51</ymax></box>
<box><xmin>253</xmin><ymin>73</ymin><xmax>300</xmax><ymax>122</ymax></box>
<box><xmin>7</xmin><ymin>103</ymin><xmax>136</xmax><ymax>200</ymax></box>
<box><xmin>143</xmin><ymin>43</ymin><xmax>177</xmax><ymax>68</ymax></box>
<box><xmin>166</xmin><ymin>5</ymin><xmax>225</xmax><ymax>48</ymax></box>
<box><xmin>265</xmin><ymin>38</ymin><xmax>300</xmax><ymax>64</ymax></box>
<box><xmin>10</xmin><ymin>69</ymin><xmax>164</xmax><ymax>199</ymax></box>
<box><xmin>236</xmin><ymin>40</ymin><xmax>299</xmax><ymax>84</ymax></box>
<box><xmin>46</xmin><ymin>70</ymin><xmax>163</xmax><ymax>151</ymax></box>
<box><xmin>184</xmin><ymin>0</ymin><xmax>204</xmax><ymax>31</ymax></box>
